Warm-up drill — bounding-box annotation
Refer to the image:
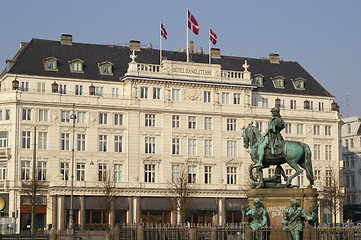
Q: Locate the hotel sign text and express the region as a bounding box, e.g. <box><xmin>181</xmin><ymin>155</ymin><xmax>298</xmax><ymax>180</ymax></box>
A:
<box><xmin>173</xmin><ymin>67</ymin><xmax>212</xmax><ymax>76</ymax></box>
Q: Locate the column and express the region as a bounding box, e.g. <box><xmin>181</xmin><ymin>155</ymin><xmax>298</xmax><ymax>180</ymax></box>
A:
<box><xmin>58</xmin><ymin>196</ymin><xmax>65</xmax><ymax>230</ymax></box>
<box><xmin>127</xmin><ymin>197</ymin><xmax>133</xmax><ymax>224</ymax></box>
<box><xmin>218</xmin><ymin>198</ymin><xmax>226</xmax><ymax>225</ymax></box>
<box><xmin>109</xmin><ymin>197</ymin><xmax>115</xmax><ymax>228</ymax></box>
<box><xmin>51</xmin><ymin>196</ymin><xmax>57</xmax><ymax>230</ymax></box>
<box><xmin>133</xmin><ymin>196</ymin><xmax>140</xmax><ymax>224</ymax></box>
<box><xmin>79</xmin><ymin>196</ymin><xmax>85</xmax><ymax>230</ymax></box>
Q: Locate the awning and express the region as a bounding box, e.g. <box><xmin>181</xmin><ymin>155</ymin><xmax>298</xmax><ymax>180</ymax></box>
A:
<box><xmin>141</xmin><ymin>197</ymin><xmax>172</xmax><ymax>211</ymax></box>
<box><xmin>65</xmin><ymin>196</ymin><xmax>80</xmax><ymax>209</ymax></box>
<box><xmin>188</xmin><ymin>198</ymin><xmax>217</xmax><ymax>211</ymax></box>
<box><xmin>225</xmin><ymin>199</ymin><xmax>247</xmax><ymax>211</ymax></box>
<box><xmin>114</xmin><ymin>197</ymin><xmax>129</xmax><ymax>210</ymax></box>
<box><xmin>85</xmin><ymin>196</ymin><xmax>129</xmax><ymax>210</ymax></box>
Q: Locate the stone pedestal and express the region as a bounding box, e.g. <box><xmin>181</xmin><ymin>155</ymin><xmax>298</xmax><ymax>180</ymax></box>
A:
<box><xmin>247</xmin><ymin>188</ymin><xmax>318</xmax><ymax>240</ymax></box>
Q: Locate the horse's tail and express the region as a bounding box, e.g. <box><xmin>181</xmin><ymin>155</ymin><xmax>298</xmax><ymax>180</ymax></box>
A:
<box><xmin>302</xmin><ymin>143</ymin><xmax>314</xmax><ymax>185</ymax></box>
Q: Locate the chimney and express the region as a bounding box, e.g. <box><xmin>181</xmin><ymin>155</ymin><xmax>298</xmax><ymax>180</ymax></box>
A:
<box><xmin>129</xmin><ymin>40</ymin><xmax>141</xmax><ymax>51</ymax></box>
<box><xmin>269</xmin><ymin>53</ymin><xmax>280</xmax><ymax>64</ymax></box>
<box><xmin>20</xmin><ymin>42</ymin><xmax>28</xmax><ymax>49</ymax></box>
<box><xmin>210</xmin><ymin>48</ymin><xmax>221</xmax><ymax>59</ymax></box>
<box><xmin>61</xmin><ymin>34</ymin><xmax>73</xmax><ymax>45</ymax></box>
<box><xmin>6</xmin><ymin>59</ymin><xmax>15</xmax><ymax>71</ymax></box>
<box><xmin>189</xmin><ymin>41</ymin><xmax>194</xmax><ymax>53</ymax></box>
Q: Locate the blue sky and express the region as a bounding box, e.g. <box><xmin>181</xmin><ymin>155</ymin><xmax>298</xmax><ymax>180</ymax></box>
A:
<box><xmin>1</xmin><ymin>0</ymin><xmax>360</xmax><ymax>117</ymax></box>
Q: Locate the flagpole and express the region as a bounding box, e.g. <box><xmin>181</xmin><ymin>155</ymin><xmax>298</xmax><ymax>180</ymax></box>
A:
<box><xmin>209</xmin><ymin>27</ymin><xmax>211</xmax><ymax>64</ymax></box>
<box><xmin>160</xmin><ymin>22</ymin><xmax>162</xmax><ymax>65</ymax></box>
<box><xmin>186</xmin><ymin>7</ymin><xmax>189</xmax><ymax>63</ymax></box>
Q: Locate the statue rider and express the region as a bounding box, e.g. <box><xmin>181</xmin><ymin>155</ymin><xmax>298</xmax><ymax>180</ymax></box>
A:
<box><xmin>254</xmin><ymin>107</ymin><xmax>285</xmax><ymax>168</ymax></box>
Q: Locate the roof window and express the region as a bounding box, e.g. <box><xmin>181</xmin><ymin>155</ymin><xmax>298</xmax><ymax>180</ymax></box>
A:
<box><xmin>69</xmin><ymin>59</ymin><xmax>84</xmax><ymax>73</ymax></box>
<box><xmin>292</xmin><ymin>77</ymin><xmax>305</xmax><ymax>90</ymax></box>
<box><xmin>252</xmin><ymin>74</ymin><xmax>264</xmax><ymax>86</ymax></box>
<box><xmin>98</xmin><ymin>62</ymin><xmax>113</xmax><ymax>75</ymax></box>
<box><xmin>44</xmin><ymin>57</ymin><xmax>58</xmax><ymax>71</ymax></box>
<box><xmin>272</xmin><ymin>76</ymin><xmax>285</xmax><ymax>89</ymax></box>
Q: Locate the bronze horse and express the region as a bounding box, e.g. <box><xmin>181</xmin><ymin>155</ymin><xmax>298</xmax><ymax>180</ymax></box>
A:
<box><xmin>242</xmin><ymin>125</ymin><xmax>314</xmax><ymax>188</ymax></box>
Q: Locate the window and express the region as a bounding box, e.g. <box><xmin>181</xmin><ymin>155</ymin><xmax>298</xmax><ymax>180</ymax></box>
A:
<box><xmin>70</xmin><ymin>60</ymin><xmax>84</xmax><ymax>73</ymax></box>
<box><xmin>204</xmin><ymin>91</ymin><xmax>211</xmax><ymax>103</ymax></box>
<box><xmin>188</xmin><ymin>116</ymin><xmax>196</xmax><ymax>129</ymax></box>
<box><xmin>20</xmin><ymin>81</ymin><xmax>29</xmax><ymax>92</ymax></box>
<box><xmin>255</xmin><ymin>121</ymin><xmax>263</xmax><ymax>132</ymax></box>
<box><xmin>222</xmin><ymin>92</ymin><xmax>229</xmax><ymax>104</ymax></box>
<box><xmin>38</xmin><ymin>109</ymin><xmax>48</xmax><ymax>122</ymax></box>
<box><xmin>285</xmin><ymin>123</ymin><xmax>292</xmax><ymax>134</ymax></box>
<box><xmin>0</xmin><ymin>162</ymin><xmax>7</xmax><ymax>180</ymax></box>
<box><xmin>59</xmin><ymin>84</ymin><xmax>67</xmax><ymax>94</ymax></box>
<box><xmin>99</xmin><ymin>135</ymin><xmax>108</xmax><ymax>152</ymax></box>
<box><xmin>114</xmin><ymin>113</ymin><xmax>123</xmax><ymax>125</ymax></box>
<box><xmin>273</xmin><ymin>77</ymin><xmax>285</xmax><ymax>88</ymax></box>
<box><xmin>347</xmin><ymin>124</ymin><xmax>351</xmax><ymax>134</ymax></box>
<box><xmin>227</xmin><ymin>140</ymin><xmax>237</xmax><ymax>157</ymax></box>
<box><xmin>144</xmin><ymin>164</ymin><xmax>155</xmax><ymax>183</ymax></box>
<box><xmin>22</xmin><ymin>108</ymin><xmax>32</xmax><ymax>121</ymax></box>
<box><xmin>325</xmin><ymin>126</ymin><xmax>331</xmax><ymax>136</ymax></box>
<box><xmin>21</xmin><ymin>131</ymin><xmax>31</xmax><ymax>149</ymax></box>
<box><xmin>227</xmin><ymin>167</ymin><xmax>237</xmax><ymax>184</ymax></box>
<box><xmin>314</xmin><ymin>170</ymin><xmax>321</xmax><ymax>181</ymax></box>
<box><xmin>252</xmin><ymin>75</ymin><xmax>264</xmax><ymax>86</ymax></box>
<box><xmin>172</xmin><ymin>165</ymin><xmax>180</xmax><ymax>181</ymax></box>
<box><xmin>188</xmin><ymin>139</ymin><xmax>196</xmax><ymax>155</ymax></box>
<box><xmin>5</xmin><ymin>110</ymin><xmax>9</xmax><ymax>120</ymax></box>
<box><xmin>293</xmin><ymin>78</ymin><xmax>305</xmax><ymax>90</ymax></box>
<box><xmin>262</xmin><ymin>98</ymin><xmax>268</xmax><ymax>107</ymax></box>
<box><xmin>318</xmin><ymin>102</ymin><xmax>324</xmax><ymax>111</ymax></box>
<box><xmin>75</xmin><ymin>85</ymin><xmax>83</xmax><ymax>95</ymax></box>
<box><xmin>204</xmin><ymin>117</ymin><xmax>212</xmax><ymax>130</ymax></box>
<box><xmin>204</xmin><ymin>139</ymin><xmax>213</xmax><ymax>156</ymax></box>
<box><xmin>153</xmin><ymin>88</ymin><xmax>161</xmax><ymax>99</ymax></box>
<box><xmin>114</xmin><ymin>164</ymin><xmax>122</xmax><ymax>182</ymax></box>
<box><xmin>76</xmin><ymin>163</ymin><xmax>85</xmax><ymax>181</ymax></box>
<box><xmin>140</xmin><ymin>87</ymin><xmax>148</xmax><ymax>99</ymax></box>
<box><xmin>95</xmin><ymin>87</ymin><xmax>103</xmax><ymax>96</ymax></box>
<box><xmin>99</xmin><ymin>62</ymin><xmax>113</xmax><ymax>75</ymax></box>
<box><xmin>44</xmin><ymin>58</ymin><xmax>57</xmax><ymax>71</ymax></box>
<box><xmin>99</xmin><ymin>113</ymin><xmax>108</xmax><ymax>124</ymax></box>
<box><xmin>350</xmin><ymin>139</ymin><xmax>354</xmax><ymax>148</ymax></box>
<box><xmin>114</xmin><ymin>136</ymin><xmax>123</xmax><ymax>153</ymax></box>
<box><xmin>188</xmin><ymin>166</ymin><xmax>196</xmax><ymax>183</ymax></box>
<box><xmin>172</xmin><ymin>138</ymin><xmax>180</xmax><ymax>155</ymax></box>
<box><xmin>297</xmin><ymin>174</ymin><xmax>304</xmax><ymax>186</ymax></box>
<box><xmin>325</xmin><ymin>170</ymin><xmax>332</xmax><ymax>186</ymax></box>
<box><xmin>0</xmin><ymin>131</ymin><xmax>8</xmax><ymax>148</ymax></box>
<box><xmin>314</xmin><ymin>144</ymin><xmax>320</xmax><ymax>160</ymax></box>
<box><xmin>21</xmin><ymin>160</ymin><xmax>31</xmax><ymax>180</ymax></box>
<box><xmin>145</xmin><ymin>137</ymin><xmax>156</xmax><ymax>154</ymax></box>
<box><xmin>76</xmin><ymin>112</ymin><xmax>86</xmax><ymax>124</ymax></box>
<box><xmin>38</xmin><ymin>132</ymin><xmax>47</xmax><ymax>150</ymax></box>
<box><xmin>345</xmin><ymin>139</ymin><xmax>349</xmax><ymax>148</ymax></box>
<box><xmin>290</xmin><ymin>100</ymin><xmax>296</xmax><ymax>109</ymax></box>
<box><xmin>325</xmin><ymin>145</ymin><xmax>332</xmax><ymax>160</ymax></box>
<box><xmin>313</xmin><ymin>125</ymin><xmax>320</xmax><ymax>135</ymax></box>
<box><xmin>297</xmin><ymin>124</ymin><xmax>303</xmax><ymax>135</ymax></box>
<box><xmin>172</xmin><ymin>115</ymin><xmax>180</xmax><ymax>128</ymax></box>
<box><xmin>60</xmin><ymin>162</ymin><xmax>69</xmax><ymax>181</ymax></box>
<box><xmin>61</xmin><ymin>133</ymin><xmax>70</xmax><ymax>150</ymax></box>
<box><xmin>172</xmin><ymin>89</ymin><xmax>180</xmax><ymax>101</ymax></box>
<box><xmin>37</xmin><ymin>161</ymin><xmax>47</xmax><ymax>181</ymax></box>
<box><xmin>233</xmin><ymin>93</ymin><xmax>241</xmax><ymax>104</ymax></box>
<box><xmin>204</xmin><ymin>166</ymin><xmax>212</xmax><ymax>184</ymax></box>
<box><xmin>61</xmin><ymin>111</ymin><xmax>71</xmax><ymax>123</ymax></box>
<box><xmin>112</xmin><ymin>88</ymin><xmax>119</xmax><ymax>98</ymax></box>
<box><xmin>145</xmin><ymin>114</ymin><xmax>156</xmax><ymax>127</ymax></box>
<box><xmin>98</xmin><ymin>163</ymin><xmax>107</xmax><ymax>181</ymax></box>
<box><xmin>350</xmin><ymin>156</ymin><xmax>355</xmax><ymax>167</ymax></box>
<box><xmin>77</xmin><ymin>134</ymin><xmax>86</xmax><ymax>151</ymax></box>
<box><xmin>227</xmin><ymin>119</ymin><xmax>237</xmax><ymax>131</ymax></box>
<box><xmin>37</xmin><ymin>82</ymin><xmax>45</xmax><ymax>93</ymax></box>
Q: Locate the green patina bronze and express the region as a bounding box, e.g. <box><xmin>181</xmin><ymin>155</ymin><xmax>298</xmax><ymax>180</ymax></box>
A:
<box><xmin>242</xmin><ymin>107</ymin><xmax>315</xmax><ymax>188</ymax></box>
<box><xmin>282</xmin><ymin>199</ymin><xmax>318</xmax><ymax>240</ymax></box>
<box><xmin>242</xmin><ymin>198</ymin><xmax>268</xmax><ymax>239</ymax></box>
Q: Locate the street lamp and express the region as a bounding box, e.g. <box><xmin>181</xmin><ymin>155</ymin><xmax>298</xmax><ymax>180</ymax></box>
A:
<box><xmin>67</xmin><ymin>104</ymin><xmax>76</xmax><ymax>238</ymax></box>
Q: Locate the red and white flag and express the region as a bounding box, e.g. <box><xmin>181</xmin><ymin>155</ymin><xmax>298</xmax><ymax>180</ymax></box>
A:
<box><xmin>160</xmin><ymin>23</ymin><xmax>168</xmax><ymax>40</ymax></box>
<box><xmin>187</xmin><ymin>10</ymin><xmax>199</xmax><ymax>35</ymax></box>
<box><xmin>209</xmin><ymin>28</ymin><xmax>217</xmax><ymax>45</ymax></box>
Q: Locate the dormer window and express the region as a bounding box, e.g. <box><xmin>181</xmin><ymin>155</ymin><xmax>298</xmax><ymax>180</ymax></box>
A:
<box><xmin>272</xmin><ymin>76</ymin><xmax>285</xmax><ymax>88</ymax></box>
<box><xmin>98</xmin><ymin>62</ymin><xmax>113</xmax><ymax>75</ymax></box>
<box><xmin>292</xmin><ymin>77</ymin><xmax>305</xmax><ymax>90</ymax></box>
<box><xmin>69</xmin><ymin>59</ymin><xmax>84</xmax><ymax>73</ymax></box>
<box><xmin>252</xmin><ymin>74</ymin><xmax>264</xmax><ymax>86</ymax></box>
<box><xmin>44</xmin><ymin>57</ymin><xmax>58</xmax><ymax>71</ymax></box>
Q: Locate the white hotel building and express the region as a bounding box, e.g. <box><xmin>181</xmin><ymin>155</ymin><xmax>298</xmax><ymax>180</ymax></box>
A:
<box><xmin>0</xmin><ymin>34</ymin><xmax>340</xmax><ymax>233</ymax></box>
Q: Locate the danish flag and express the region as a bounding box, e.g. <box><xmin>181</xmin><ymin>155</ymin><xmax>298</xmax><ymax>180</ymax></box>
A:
<box><xmin>187</xmin><ymin>10</ymin><xmax>199</xmax><ymax>35</ymax></box>
<box><xmin>160</xmin><ymin>23</ymin><xmax>168</xmax><ymax>40</ymax></box>
<box><xmin>209</xmin><ymin>28</ymin><xmax>217</xmax><ymax>45</ymax></box>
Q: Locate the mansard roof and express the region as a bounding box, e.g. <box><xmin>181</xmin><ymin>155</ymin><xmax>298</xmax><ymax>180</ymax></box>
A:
<box><xmin>4</xmin><ymin>38</ymin><xmax>333</xmax><ymax>97</ymax></box>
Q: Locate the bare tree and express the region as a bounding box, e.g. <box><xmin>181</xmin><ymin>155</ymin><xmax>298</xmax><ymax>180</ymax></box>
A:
<box><xmin>316</xmin><ymin>169</ymin><xmax>346</xmax><ymax>224</ymax></box>
<box><xmin>99</xmin><ymin>169</ymin><xmax>117</xmax><ymax>229</ymax></box>
<box><xmin>167</xmin><ymin>165</ymin><xmax>198</xmax><ymax>224</ymax></box>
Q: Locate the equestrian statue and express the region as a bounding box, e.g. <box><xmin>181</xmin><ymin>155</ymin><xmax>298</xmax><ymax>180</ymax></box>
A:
<box><xmin>242</xmin><ymin>107</ymin><xmax>314</xmax><ymax>188</ymax></box>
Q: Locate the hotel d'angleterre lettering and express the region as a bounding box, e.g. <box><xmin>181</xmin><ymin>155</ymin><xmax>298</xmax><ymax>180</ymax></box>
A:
<box><xmin>172</xmin><ymin>66</ymin><xmax>212</xmax><ymax>76</ymax></box>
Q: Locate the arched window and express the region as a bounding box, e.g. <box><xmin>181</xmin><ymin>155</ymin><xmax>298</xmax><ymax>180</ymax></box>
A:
<box><xmin>43</xmin><ymin>57</ymin><xmax>58</xmax><ymax>71</ymax></box>
<box><xmin>292</xmin><ymin>77</ymin><xmax>305</xmax><ymax>90</ymax></box>
<box><xmin>98</xmin><ymin>62</ymin><xmax>113</xmax><ymax>75</ymax></box>
<box><xmin>272</xmin><ymin>76</ymin><xmax>285</xmax><ymax>88</ymax></box>
<box><xmin>69</xmin><ymin>59</ymin><xmax>84</xmax><ymax>73</ymax></box>
<box><xmin>252</xmin><ymin>74</ymin><xmax>264</xmax><ymax>86</ymax></box>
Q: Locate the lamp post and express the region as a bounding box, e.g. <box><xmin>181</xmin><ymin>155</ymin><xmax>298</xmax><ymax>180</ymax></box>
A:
<box><xmin>67</xmin><ymin>104</ymin><xmax>76</xmax><ymax>238</ymax></box>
